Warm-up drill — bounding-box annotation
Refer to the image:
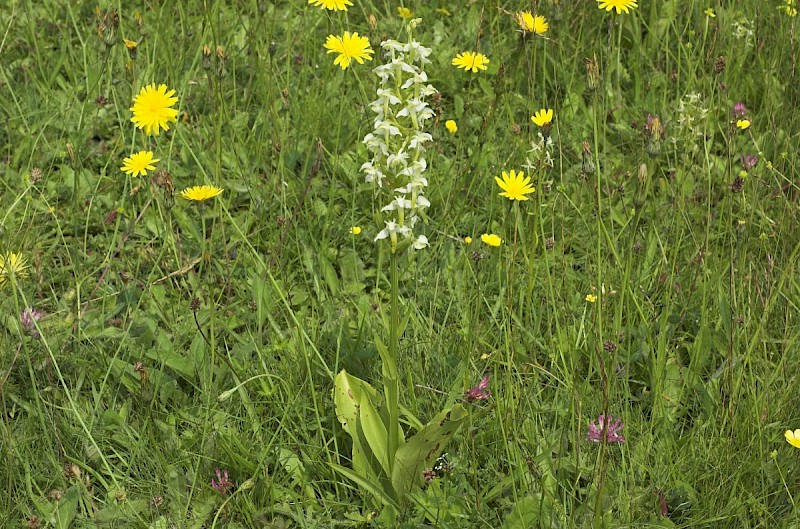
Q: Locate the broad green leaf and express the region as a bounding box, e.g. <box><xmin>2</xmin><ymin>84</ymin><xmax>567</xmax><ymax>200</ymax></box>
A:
<box><xmin>329</xmin><ymin>463</ymin><xmax>397</xmax><ymax>509</ymax></box>
<box><xmin>391</xmin><ymin>404</ymin><xmax>467</xmax><ymax>497</ymax></box>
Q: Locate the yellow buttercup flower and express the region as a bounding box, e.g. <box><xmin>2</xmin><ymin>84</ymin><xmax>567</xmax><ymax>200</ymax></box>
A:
<box><xmin>179</xmin><ymin>185</ymin><xmax>224</xmax><ymax>202</ymax></box>
<box><xmin>397</xmin><ymin>6</ymin><xmax>413</xmax><ymax>19</ymax></box>
<box><xmin>445</xmin><ymin>120</ymin><xmax>458</xmax><ymax>134</ymax></box>
<box><xmin>704</xmin><ymin>8</ymin><xmax>716</xmax><ymax>17</ymax></box>
<box><xmin>308</xmin><ymin>0</ymin><xmax>352</xmax><ymax>11</ymax></box>
<box><xmin>349</xmin><ymin>226</ymin><xmax>362</xmax><ymax>235</ymax></box>
<box><xmin>515</xmin><ymin>11</ymin><xmax>549</xmax><ymax>35</ymax></box>
<box><xmin>531</xmin><ymin>108</ymin><xmax>554</xmax><ymax>127</ymax></box>
<box><xmin>597</xmin><ymin>0</ymin><xmax>638</xmax><ymax>14</ymax></box>
<box><xmin>495</xmin><ymin>170</ymin><xmax>535</xmax><ymax>201</ymax></box>
<box><xmin>121</xmin><ymin>151</ymin><xmax>159</xmax><ymax>177</ymax></box>
<box><xmin>481</xmin><ymin>233</ymin><xmax>502</xmax><ymax>247</ymax></box>
<box><xmin>452</xmin><ymin>51</ymin><xmax>490</xmax><ymax>73</ymax></box>
<box><xmin>130</xmin><ymin>84</ymin><xmax>179</xmax><ymax>136</ymax></box>
<box><xmin>324</xmin><ymin>32</ymin><xmax>374</xmax><ymax>70</ymax></box>
<box><xmin>786</xmin><ymin>429</ymin><xmax>800</xmax><ymax>448</ymax></box>
<box><xmin>736</xmin><ymin>119</ymin><xmax>751</xmax><ymax>130</ymax></box>
<box><xmin>585</xmin><ymin>294</ymin><xmax>597</xmax><ymax>303</ymax></box>
<box><xmin>464</xmin><ymin>236</ymin><xmax>473</xmax><ymax>244</ymax></box>
<box><xmin>0</xmin><ymin>252</ymin><xmax>30</xmax><ymax>289</ymax></box>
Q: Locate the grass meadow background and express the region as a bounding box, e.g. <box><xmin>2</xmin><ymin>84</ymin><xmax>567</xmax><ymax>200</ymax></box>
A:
<box><xmin>2</xmin><ymin>0</ymin><xmax>800</xmax><ymax>527</ymax></box>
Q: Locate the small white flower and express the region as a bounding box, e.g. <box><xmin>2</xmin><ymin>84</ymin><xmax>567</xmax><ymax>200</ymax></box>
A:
<box><xmin>412</xmin><ymin>234</ymin><xmax>429</xmax><ymax>250</ymax></box>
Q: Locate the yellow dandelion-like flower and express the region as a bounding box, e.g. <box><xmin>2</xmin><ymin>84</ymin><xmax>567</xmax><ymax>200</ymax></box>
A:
<box><xmin>179</xmin><ymin>185</ymin><xmax>224</xmax><ymax>202</ymax></box>
<box><xmin>452</xmin><ymin>51</ymin><xmax>490</xmax><ymax>73</ymax></box>
<box><xmin>445</xmin><ymin>120</ymin><xmax>458</xmax><ymax>134</ymax></box>
<box><xmin>0</xmin><ymin>252</ymin><xmax>30</xmax><ymax>289</ymax></box>
<box><xmin>495</xmin><ymin>170</ymin><xmax>535</xmax><ymax>201</ymax></box>
<box><xmin>130</xmin><ymin>84</ymin><xmax>179</xmax><ymax>136</ymax></box>
<box><xmin>737</xmin><ymin>119</ymin><xmax>751</xmax><ymax>130</ymax></box>
<box><xmin>515</xmin><ymin>11</ymin><xmax>549</xmax><ymax>35</ymax></box>
<box><xmin>597</xmin><ymin>0</ymin><xmax>638</xmax><ymax>14</ymax></box>
<box><xmin>464</xmin><ymin>236</ymin><xmax>473</xmax><ymax>244</ymax></box>
<box><xmin>481</xmin><ymin>233</ymin><xmax>502</xmax><ymax>247</ymax></box>
<box><xmin>786</xmin><ymin>429</ymin><xmax>800</xmax><ymax>448</ymax></box>
<box><xmin>123</xmin><ymin>38</ymin><xmax>137</xmax><ymax>50</ymax></box>
<box><xmin>586</xmin><ymin>294</ymin><xmax>597</xmax><ymax>303</ymax></box>
<box><xmin>704</xmin><ymin>8</ymin><xmax>716</xmax><ymax>18</ymax></box>
<box><xmin>121</xmin><ymin>151</ymin><xmax>159</xmax><ymax>178</ymax></box>
<box><xmin>324</xmin><ymin>32</ymin><xmax>374</xmax><ymax>70</ymax></box>
<box><xmin>397</xmin><ymin>6</ymin><xmax>414</xmax><ymax>19</ymax></box>
<box><xmin>349</xmin><ymin>226</ymin><xmax>362</xmax><ymax>235</ymax></box>
<box><xmin>308</xmin><ymin>0</ymin><xmax>352</xmax><ymax>11</ymax></box>
<box><xmin>531</xmin><ymin>108</ymin><xmax>554</xmax><ymax>127</ymax></box>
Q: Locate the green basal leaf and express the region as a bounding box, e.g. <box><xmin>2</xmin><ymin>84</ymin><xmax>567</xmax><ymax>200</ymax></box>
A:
<box><xmin>392</xmin><ymin>404</ymin><xmax>468</xmax><ymax>497</ymax></box>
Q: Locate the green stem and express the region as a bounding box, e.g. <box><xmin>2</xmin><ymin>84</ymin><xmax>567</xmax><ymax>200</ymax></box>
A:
<box><xmin>386</xmin><ymin>251</ymin><xmax>400</xmax><ymax>478</ymax></box>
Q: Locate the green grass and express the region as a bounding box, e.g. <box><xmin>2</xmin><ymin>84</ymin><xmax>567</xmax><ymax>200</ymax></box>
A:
<box><xmin>2</xmin><ymin>0</ymin><xmax>800</xmax><ymax>527</ymax></box>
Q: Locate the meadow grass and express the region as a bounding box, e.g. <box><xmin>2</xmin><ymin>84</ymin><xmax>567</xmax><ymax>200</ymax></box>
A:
<box><xmin>2</xmin><ymin>0</ymin><xmax>800</xmax><ymax>527</ymax></box>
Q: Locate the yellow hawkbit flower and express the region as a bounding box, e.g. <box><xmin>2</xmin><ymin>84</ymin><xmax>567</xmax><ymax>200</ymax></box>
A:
<box><xmin>0</xmin><ymin>252</ymin><xmax>30</xmax><ymax>289</ymax></box>
<box><xmin>308</xmin><ymin>0</ymin><xmax>353</xmax><ymax>11</ymax></box>
<box><xmin>179</xmin><ymin>185</ymin><xmax>224</xmax><ymax>202</ymax></box>
<box><xmin>515</xmin><ymin>11</ymin><xmax>549</xmax><ymax>35</ymax></box>
<box><xmin>586</xmin><ymin>294</ymin><xmax>597</xmax><ymax>303</ymax></box>
<box><xmin>495</xmin><ymin>170</ymin><xmax>535</xmax><ymax>201</ymax></box>
<box><xmin>704</xmin><ymin>8</ymin><xmax>716</xmax><ymax>17</ymax></box>
<box><xmin>531</xmin><ymin>108</ymin><xmax>554</xmax><ymax>127</ymax></box>
<box><xmin>130</xmin><ymin>84</ymin><xmax>179</xmax><ymax>136</ymax></box>
<box><xmin>121</xmin><ymin>151</ymin><xmax>159</xmax><ymax>177</ymax></box>
<box><xmin>324</xmin><ymin>32</ymin><xmax>374</xmax><ymax>69</ymax></box>
<box><xmin>597</xmin><ymin>0</ymin><xmax>638</xmax><ymax>14</ymax></box>
<box><xmin>349</xmin><ymin>226</ymin><xmax>362</xmax><ymax>235</ymax></box>
<box><xmin>736</xmin><ymin>119</ymin><xmax>751</xmax><ymax>130</ymax></box>
<box><xmin>452</xmin><ymin>51</ymin><xmax>490</xmax><ymax>73</ymax></box>
<box><xmin>445</xmin><ymin>120</ymin><xmax>458</xmax><ymax>134</ymax></box>
<box><xmin>481</xmin><ymin>233</ymin><xmax>502</xmax><ymax>247</ymax></box>
<box><xmin>397</xmin><ymin>6</ymin><xmax>413</xmax><ymax>19</ymax></box>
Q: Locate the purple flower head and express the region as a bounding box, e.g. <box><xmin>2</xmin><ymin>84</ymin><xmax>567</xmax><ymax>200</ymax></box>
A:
<box><xmin>644</xmin><ymin>113</ymin><xmax>664</xmax><ymax>139</ymax></box>
<box><xmin>211</xmin><ymin>468</ymin><xmax>234</xmax><ymax>495</ymax></box>
<box><xmin>19</xmin><ymin>307</ymin><xmax>41</xmax><ymax>334</ymax></box>
<box><xmin>732</xmin><ymin>102</ymin><xmax>748</xmax><ymax>118</ymax></box>
<box><xmin>740</xmin><ymin>154</ymin><xmax>759</xmax><ymax>171</ymax></box>
<box><xmin>465</xmin><ymin>375</ymin><xmax>491</xmax><ymax>403</ymax></box>
<box><xmin>586</xmin><ymin>415</ymin><xmax>625</xmax><ymax>444</ymax></box>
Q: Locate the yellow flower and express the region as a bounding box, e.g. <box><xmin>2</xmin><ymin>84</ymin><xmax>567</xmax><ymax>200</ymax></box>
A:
<box><xmin>531</xmin><ymin>108</ymin><xmax>554</xmax><ymax>127</ymax></box>
<box><xmin>585</xmin><ymin>294</ymin><xmax>597</xmax><ymax>303</ymax></box>
<box><xmin>481</xmin><ymin>233</ymin><xmax>502</xmax><ymax>247</ymax></box>
<box><xmin>179</xmin><ymin>185</ymin><xmax>224</xmax><ymax>202</ymax></box>
<box><xmin>324</xmin><ymin>32</ymin><xmax>374</xmax><ymax>70</ymax></box>
<box><xmin>123</xmin><ymin>38</ymin><xmax>138</xmax><ymax>50</ymax></box>
<box><xmin>515</xmin><ymin>11</ymin><xmax>549</xmax><ymax>35</ymax></box>
<box><xmin>704</xmin><ymin>8</ymin><xmax>716</xmax><ymax>17</ymax></box>
<box><xmin>0</xmin><ymin>252</ymin><xmax>30</xmax><ymax>289</ymax></box>
<box><xmin>445</xmin><ymin>120</ymin><xmax>458</xmax><ymax>134</ymax></box>
<box><xmin>779</xmin><ymin>0</ymin><xmax>798</xmax><ymax>17</ymax></box>
<box><xmin>308</xmin><ymin>0</ymin><xmax>352</xmax><ymax>11</ymax></box>
<box><xmin>130</xmin><ymin>84</ymin><xmax>179</xmax><ymax>136</ymax></box>
<box><xmin>121</xmin><ymin>151</ymin><xmax>159</xmax><ymax>177</ymax></box>
<box><xmin>495</xmin><ymin>170</ymin><xmax>535</xmax><ymax>201</ymax></box>
<box><xmin>786</xmin><ymin>429</ymin><xmax>800</xmax><ymax>448</ymax></box>
<box><xmin>349</xmin><ymin>226</ymin><xmax>362</xmax><ymax>235</ymax></box>
<box><xmin>597</xmin><ymin>0</ymin><xmax>638</xmax><ymax>14</ymax></box>
<box><xmin>452</xmin><ymin>51</ymin><xmax>490</xmax><ymax>73</ymax></box>
<box><xmin>464</xmin><ymin>236</ymin><xmax>473</xmax><ymax>244</ymax></box>
<box><xmin>736</xmin><ymin>119</ymin><xmax>751</xmax><ymax>130</ymax></box>
<box><xmin>397</xmin><ymin>6</ymin><xmax>414</xmax><ymax>19</ymax></box>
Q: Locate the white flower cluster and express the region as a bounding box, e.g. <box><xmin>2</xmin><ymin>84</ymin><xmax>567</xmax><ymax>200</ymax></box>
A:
<box><xmin>522</xmin><ymin>132</ymin><xmax>554</xmax><ymax>173</ymax></box>
<box><xmin>673</xmin><ymin>92</ymin><xmax>709</xmax><ymax>152</ymax></box>
<box><xmin>361</xmin><ymin>29</ymin><xmax>436</xmax><ymax>252</ymax></box>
